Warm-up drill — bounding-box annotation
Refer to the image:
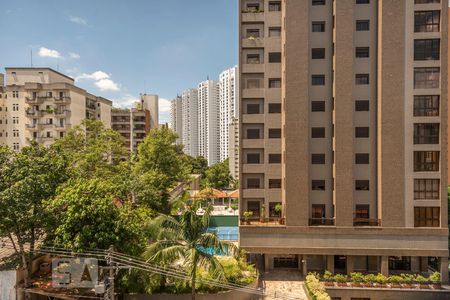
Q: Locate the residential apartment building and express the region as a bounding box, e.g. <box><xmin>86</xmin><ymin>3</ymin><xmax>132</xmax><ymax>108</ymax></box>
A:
<box><xmin>0</xmin><ymin>67</ymin><xmax>112</xmax><ymax>150</ymax></box>
<box><xmin>182</xmin><ymin>88</ymin><xmax>199</xmax><ymax>157</ymax></box>
<box><xmin>198</xmin><ymin>79</ymin><xmax>220</xmax><ymax>165</ymax></box>
<box><xmin>229</xmin><ymin>117</ymin><xmax>240</xmax><ymax>180</ymax></box>
<box><xmin>239</xmin><ymin>0</ymin><xmax>448</xmax><ymax>282</ymax></box>
<box><xmin>111</xmin><ymin>94</ymin><xmax>158</xmax><ymax>151</ymax></box>
<box><xmin>219</xmin><ymin>66</ymin><xmax>240</xmax><ymax>162</ymax></box>
<box><xmin>170</xmin><ymin>95</ymin><xmax>183</xmax><ymax>144</ymax></box>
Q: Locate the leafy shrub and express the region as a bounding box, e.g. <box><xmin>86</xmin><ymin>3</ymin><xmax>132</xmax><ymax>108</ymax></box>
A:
<box><xmin>429</xmin><ymin>272</ymin><xmax>440</xmax><ymax>283</ymax></box>
<box><xmin>305</xmin><ymin>274</ymin><xmax>331</xmax><ymax>300</ymax></box>
<box><xmin>388</xmin><ymin>275</ymin><xmax>403</xmax><ymax>284</ymax></box>
<box><xmin>364</xmin><ymin>274</ymin><xmax>377</xmax><ymax>284</ymax></box>
<box><xmin>334</xmin><ymin>274</ymin><xmax>348</xmax><ymax>283</ymax></box>
<box><xmin>414</xmin><ymin>275</ymin><xmax>428</xmax><ymax>283</ymax></box>
<box><xmin>350</xmin><ymin>272</ymin><xmax>364</xmax><ymax>283</ymax></box>
<box><xmin>400</xmin><ymin>273</ymin><xmax>414</xmax><ymax>283</ymax></box>
<box><xmin>375</xmin><ymin>273</ymin><xmax>388</xmax><ymax>284</ymax></box>
<box><xmin>323</xmin><ymin>270</ymin><xmax>333</xmax><ymax>281</ymax></box>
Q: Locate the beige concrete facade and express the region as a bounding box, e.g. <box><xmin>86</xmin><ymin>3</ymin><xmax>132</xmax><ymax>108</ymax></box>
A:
<box><xmin>239</xmin><ymin>0</ymin><xmax>448</xmax><ymax>282</ymax></box>
<box><xmin>0</xmin><ymin>68</ymin><xmax>112</xmax><ymax>150</ymax></box>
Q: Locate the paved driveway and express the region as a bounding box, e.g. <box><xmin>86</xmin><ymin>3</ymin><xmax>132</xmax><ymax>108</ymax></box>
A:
<box><xmin>261</xmin><ymin>270</ymin><xmax>308</xmax><ymax>300</ymax></box>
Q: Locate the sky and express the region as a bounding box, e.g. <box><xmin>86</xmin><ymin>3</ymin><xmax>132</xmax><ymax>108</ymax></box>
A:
<box><xmin>0</xmin><ymin>0</ymin><xmax>238</xmax><ymax>123</ymax></box>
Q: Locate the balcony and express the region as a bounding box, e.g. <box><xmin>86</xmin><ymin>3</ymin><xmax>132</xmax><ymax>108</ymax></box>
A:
<box><xmin>309</xmin><ymin>218</ymin><xmax>335</xmax><ymax>226</ymax></box>
<box><xmin>242</xmin><ymin>113</ymin><xmax>264</xmax><ymax>123</ymax></box>
<box><xmin>54</xmin><ymin>96</ymin><xmax>71</xmax><ymax>104</ymax></box>
<box><xmin>240</xmin><ymin>217</ymin><xmax>285</xmax><ymax>226</ymax></box>
<box><xmin>241</xmin><ymin>11</ymin><xmax>264</xmax><ymax>22</ymax></box>
<box><xmin>54</xmin><ymin>110</ymin><xmax>71</xmax><ymax>117</ymax></box>
<box><xmin>242</xmin><ymin>37</ymin><xmax>264</xmax><ymax>48</ymax></box>
<box><xmin>25</xmin><ymin>97</ymin><xmax>43</xmax><ymax>104</ymax></box>
<box><xmin>25</xmin><ymin>109</ymin><xmax>41</xmax><ymax>117</ymax></box>
<box><xmin>25</xmin><ymin>123</ymin><xmax>39</xmax><ymax>130</ymax></box>
<box><xmin>353</xmin><ymin>218</ymin><xmax>381</xmax><ymax>227</ymax></box>
<box><xmin>242</xmin><ymin>63</ymin><xmax>265</xmax><ymax>74</ymax></box>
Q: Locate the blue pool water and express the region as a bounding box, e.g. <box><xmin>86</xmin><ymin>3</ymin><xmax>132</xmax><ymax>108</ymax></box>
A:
<box><xmin>207</xmin><ymin>226</ymin><xmax>238</xmax><ymax>241</ymax></box>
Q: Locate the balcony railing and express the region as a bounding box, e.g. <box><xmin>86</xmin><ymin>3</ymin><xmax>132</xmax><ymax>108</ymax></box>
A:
<box><xmin>26</xmin><ymin>123</ymin><xmax>39</xmax><ymax>129</ymax></box>
<box><xmin>353</xmin><ymin>218</ymin><xmax>381</xmax><ymax>227</ymax></box>
<box><xmin>54</xmin><ymin>96</ymin><xmax>71</xmax><ymax>103</ymax></box>
<box><xmin>25</xmin><ymin>97</ymin><xmax>43</xmax><ymax>104</ymax></box>
<box><xmin>240</xmin><ymin>217</ymin><xmax>285</xmax><ymax>226</ymax></box>
<box><xmin>309</xmin><ymin>218</ymin><xmax>335</xmax><ymax>226</ymax></box>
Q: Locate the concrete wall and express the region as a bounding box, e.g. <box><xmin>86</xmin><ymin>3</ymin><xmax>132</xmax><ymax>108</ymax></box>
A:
<box><xmin>327</xmin><ymin>287</ymin><xmax>450</xmax><ymax>300</ymax></box>
<box><xmin>0</xmin><ymin>270</ymin><xmax>17</xmax><ymax>300</ymax></box>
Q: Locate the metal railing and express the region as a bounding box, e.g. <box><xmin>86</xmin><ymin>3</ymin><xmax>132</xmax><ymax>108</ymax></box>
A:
<box><xmin>353</xmin><ymin>218</ymin><xmax>381</xmax><ymax>227</ymax></box>
<box><xmin>240</xmin><ymin>217</ymin><xmax>285</xmax><ymax>226</ymax></box>
<box><xmin>309</xmin><ymin>218</ymin><xmax>335</xmax><ymax>226</ymax></box>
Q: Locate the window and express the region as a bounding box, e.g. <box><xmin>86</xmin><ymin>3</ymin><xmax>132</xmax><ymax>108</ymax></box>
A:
<box><xmin>246</xmin><ymin>103</ymin><xmax>261</xmax><ymax>114</ymax></box>
<box><xmin>268</xmin><ymin>103</ymin><xmax>281</xmax><ymax>113</ymax></box>
<box><xmin>46</xmin><ymin>131</ymin><xmax>52</xmax><ymax>138</ymax></box>
<box><xmin>414</xmin><ymin>95</ymin><xmax>439</xmax><ymax>116</ymax></box>
<box><xmin>269</xmin><ymin>202</ymin><xmax>282</xmax><ymax>217</ymax></box>
<box><xmin>269</xmin><ymin>179</ymin><xmax>282</xmax><ymax>189</ymax></box>
<box><xmin>12</xmin><ymin>117</ymin><xmax>19</xmax><ymax>124</ymax></box>
<box><xmin>269</xmin><ymin>154</ymin><xmax>282</xmax><ymax>164</ymax></box>
<box><xmin>269</xmin><ymin>128</ymin><xmax>281</xmax><ymax>138</ymax></box>
<box><xmin>59</xmin><ymin>132</ymin><xmax>64</xmax><ymax>138</ymax></box>
<box><xmin>12</xmin><ymin>104</ymin><xmax>19</xmax><ymax>111</ymax></box>
<box><xmin>12</xmin><ymin>91</ymin><xmax>19</xmax><ymax>98</ymax></box>
<box><xmin>12</xmin><ymin>130</ymin><xmax>19</xmax><ymax>137</ymax></box>
<box><xmin>355</xmin><ymin>47</ymin><xmax>369</xmax><ymax>58</ymax></box>
<box><xmin>355</xmin><ymin>153</ymin><xmax>369</xmax><ymax>164</ymax></box>
<box><xmin>247</xmin><ymin>178</ymin><xmax>261</xmax><ymax>189</ymax></box>
<box><xmin>311</xmin><ymin>101</ymin><xmax>325</xmax><ymax>112</ymax></box>
<box><xmin>269</xmin><ymin>78</ymin><xmax>281</xmax><ymax>88</ymax></box>
<box><xmin>355</xmin><ymin>205</ymin><xmax>369</xmax><ymax>219</ymax></box>
<box><xmin>415</xmin><ymin>0</ymin><xmax>440</xmax><ymax>3</ymax></box>
<box><xmin>247</xmin><ymin>201</ymin><xmax>260</xmax><ymax>217</ymax></box>
<box><xmin>269</xmin><ymin>27</ymin><xmax>281</xmax><ymax>37</ymax></box>
<box><xmin>414</xmin><ymin>207</ymin><xmax>440</xmax><ymax>227</ymax></box>
<box><xmin>247</xmin><ymin>153</ymin><xmax>261</xmax><ymax>164</ymax></box>
<box><xmin>355</xmin><ymin>127</ymin><xmax>369</xmax><ymax>138</ymax></box>
<box><xmin>355</xmin><ymin>180</ymin><xmax>370</xmax><ymax>191</ymax></box>
<box><xmin>246</xmin><ymin>128</ymin><xmax>261</xmax><ymax>139</ymax></box>
<box><xmin>246</xmin><ymin>79</ymin><xmax>261</xmax><ymax>89</ymax></box>
<box><xmin>414</xmin><ymin>11</ymin><xmax>440</xmax><ymax>32</ymax></box>
<box><xmin>356</xmin><ymin>0</ymin><xmax>370</xmax><ymax>3</ymax></box>
<box><xmin>312</xmin><ymin>0</ymin><xmax>326</xmax><ymax>5</ymax></box>
<box><xmin>414</xmin><ymin>123</ymin><xmax>439</xmax><ymax>144</ymax></box>
<box><xmin>356</xmin><ymin>20</ymin><xmax>370</xmax><ymax>31</ymax></box>
<box><xmin>245</xmin><ymin>3</ymin><xmax>261</xmax><ymax>12</ymax></box>
<box><xmin>247</xmin><ymin>54</ymin><xmax>260</xmax><ymax>64</ymax></box>
<box><xmin>269</xmin><ymin>1</ymin><xmax>281</xmax><ymax>11</ymax></box>
<box><xmin>311</xmin><ymin>127</ymin><xmax>325</xmax><ymax>138</ymax></box>
<box><xmin>312</xmin><ymin>154</ymin><xmax>325</xmax><ymax>164</ymax></box>
<box><xmin>312</xmin><ymin>21</ymin><xmax>325</xmax><ymax>32</ymax></box>
<box><xmin>414</xmin><ymin>179</ymin><xmax>439</xmax><ymax>199</ymax></box>
<box><xmin>312</xmin><ymin>75</ymin><xmax>325</xmax><ymax>86</ymax></box>
<box><xmin>414</xmin><ymin>39</ymin><xmax>440</xmax><ymax>60</ymax></box>
<box><xmin>13</xmin><ymin>143</ymin><xmax>19</xmax><ymax>151</ymax></box>
<box><xmin>355</xmin><ymin>100</ymin><xmax>369</xmax><ymax>111</ymax></box>
<box><xmin>414</xmin><ymin>67</ymin><xmax>440</xmax><ymax>89</ymax></box>
<box><xmin>269</xmin><ymin>52</ymin><xmax>282</xmax><ymax>63</ymax></box>
<box><xmin>414</xmin><ymin>151</ymin><xmax>439</xmax><ymax>171</ymax></box>
<box><xmin>312</xmin><ymin>180</ymin><xmax>325</xmax><ymax>191</ymax></box>
<box><xmin>312</xmin><ymin>204</ymin><xmax>326</xmax><ymax>218</ymax></box>
<box><xmin>246</xmin><ymin>29</ymin><xmax>260</xmax><ymax>38</ymax></box>
<box><xmin>312</xmin><ymin>48</ymin><xmax>325</xmax><ymax>59</ymax></box>
<box><xmin>355</xmin><ymin>74</ymin><xmax>369</xmax><ymax>85</ymax></box>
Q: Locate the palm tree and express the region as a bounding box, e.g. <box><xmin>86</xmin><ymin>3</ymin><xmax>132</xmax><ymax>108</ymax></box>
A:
<box><xmin>144</xmin><ymin>202</ymin><xmax>238</xmax><ymax>300</ymax></box>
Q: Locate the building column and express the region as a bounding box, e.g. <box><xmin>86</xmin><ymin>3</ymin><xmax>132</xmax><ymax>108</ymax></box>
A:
<box><xmin>264</xmin><ymin>254</ymin><xmax>270</xmax><ymax>271</ymax></box>
<box><xmin>440</xmin><ymin>257</ymin><xmax>449</xmax><ymax>284</ymax></box>
<box><xmin>327</xmin><ymin>255</ymin><xmax>335</xmax><ymax>274</ymax></box>
<box><xmin>411</xmin><ymin>257</ymin><xmax>420</xmax><ymax>273</ymax></box>
<box><xmin>420</xmin><ymin>257</ymin><xmax>428</xmax><ymax>273</ymax></box>
<box><xmin>302</xmin><ymin>255</ymin><xmax>308</xmax><ymax>277</ymax></box>
<box><xmin>346</xmin><ymin>256</ymin><xmax>355</xmax><ymax>275</ymax></box>
<box><xmin>381</xmin><ymin>256</ymin><xmax>389</xmax><ymax>276</ymax></box>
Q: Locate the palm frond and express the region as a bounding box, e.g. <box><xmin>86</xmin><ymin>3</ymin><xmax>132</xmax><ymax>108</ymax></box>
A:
<box><xmin>197</xmin><ymin>253</ymin><xmax>227</xmax><ymax>282</ymax></box>
<box><xmin>147</xmin><ymin>244</ymin><xmax>186</xmax><ymax>265</ymax></box>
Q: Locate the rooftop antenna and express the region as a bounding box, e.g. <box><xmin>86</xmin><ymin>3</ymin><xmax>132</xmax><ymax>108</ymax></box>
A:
<box><xmin>30</xmin><ymin>49</ymin><xmax>33</xmax><ymax>67</ymax></box>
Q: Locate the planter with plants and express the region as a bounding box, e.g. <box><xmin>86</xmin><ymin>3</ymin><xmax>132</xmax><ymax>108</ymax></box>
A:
<box><xmin>260</xmin><ymin>205</ymin><xmax>265</xmax><ymax>223</ymax></box>
<box><xmin>274</xmin><ymin>203</ymin><xmax>283</xmax><ymax>224</ymax></box>
<box><xmin>243</xmin><ymin>211</ymin><xmax>253</xmax><ymax>225</ymax></box>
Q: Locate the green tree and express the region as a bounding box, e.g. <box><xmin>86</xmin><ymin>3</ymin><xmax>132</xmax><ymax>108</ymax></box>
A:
<box><xmin>145</xmin><ymin>203</ymin><xmax>238</xmax><ymax>300</ymax></box>
<box><xmin>47</xmin><ymin>178</ymin><xmax>150</xmax><ymax>255</ymax></box>
<box><xmin>0</xmin><ymin>143</ymin><xmax>68</xmax><ymax>287</ymax></box>
<box><xmin>203</xmin><ymin>159</ymin><xmax>232</xmax><ymax>189</ymax></box>
<box><xmin>184</xmin><ymin>155</ymin><xmax>208</xmax><ymax>179</ymax></box>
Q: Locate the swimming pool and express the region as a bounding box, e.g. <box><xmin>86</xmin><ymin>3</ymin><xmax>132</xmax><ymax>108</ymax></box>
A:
<box><xmin>207</xmin><ymin>226</ymin><xmax>238</xmax><ymax>241</ymax></box>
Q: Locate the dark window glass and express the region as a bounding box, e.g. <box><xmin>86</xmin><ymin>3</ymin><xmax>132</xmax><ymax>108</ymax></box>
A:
<box><xmin>312</xmin><ymin>75</ymin><xmax>325</xmax><ymax>85</ymax></box>
<box><xmin>246</xmin><ymin>103</ymin><xmax>260</xmax><ymax>114</ymax></box>
<box><xmin>415</xmin><ymin>0</ymin><xmax>440</xmax><ymax>3</ymax></box>
<box><xmin>414</xmin><ymin>39</ymin><xmax>440</xmax><ymax>60</ymax></box>
<box><xmin>269</xmin><ymin>52</ymin><xmax>282</xmax><ymax>63</ymax></box>
<box><xmin>355</xmin><ymin>47</ymin><xmax>369</xmax><ymax>58</ymax></box>
<box><xmin>269</xmin><ymin>128</ymin><xmax>281</xmax><ymax>138</ymax></box>
<box><xmin>355</xmin><ymin>74</ymin><xmax>369</xmax><ymax>85</ymax></box>
<box><xmin>312</xmin><ymin>127</ymin><xmax>325</xmax><ymax>138</ymax></box>
<box><xmin>312</xmin><ymin>48</ymin><xmax>325</xmax><ymax>59</ymax></box>
<box><xmin>269</xmin><ymin>1</ymin><xmax>281</xmax><ymax>11</ymax></box>
<box><xmin>312</xmin><ymin>22</ymin><xmax>325</xmax><ymax>32</ymax></box>
<box><xmin>355</xmin><ymin>100</ymin><xmax>369</xmax><ymax>111</ymax></box>
<box><xmin>355</xmin><ymin>180</ymin><xmax>370</xmax><ymax>191</ymax></box>
<box><xmin>312</xmin><ymin>154</ymin><xmax>326</xmax><ymax>164</ymax></box>
<box><xmin>414</xmin><ymin>151</ymin><xmax>440</xmax><ymax>171</ymax></box>
<box><xmin>246</xmin><ymin>29</ymin><xmax>260</xmax><ymax>38</ymax></box>
<box><xmin>311</xmin><ymin>101</ymin><xmax>325</xmax><ymax>112</ymax></box>
<box><xmin>269</xmin><ymin>78</ymin><xmax>281</xmax><ymax>88</ymax></box>
<box><xmin>414</xmin><ymin>207</ymin><xmax>440</xmax><ymax>227</ymax></box>
<box><xmin>312</xmin><ymin>204</ymin><xmax>326</xmax><ymax>218</ymax></box>
<box><xmin>269</xmin><ymin>27</ymin><xmax>281</xmax><ymax>37</ymax></box>
<box><xmin>269</xmin><ymin>179</ymin><xmax>282</xmax><ymax>189</ymax></box>
<box><xmin>269</xmin><ymin>154</ymin><xmax>282</xmax><ymax>163</ymax></box>
<box><xmin>356</xmin><ymin>20</ymin><xmax>370</xmax><ymax>31</ymax></box>
<box><xmin>355</xmin><ymin>205</ymin><xmax>370</xmax><ymax>219</ymax></box>
<box><xmin>414</xmin><ymin>123</ymin><xmax>439</xmax><ymax>144</ymax></box>
<box><xmin>356</xmin><ymin>0</ymin><xmax>370</xmax><ymax>3</ymax></box>
<box><xmin>247</xmin><ymin>201</ymin><xmax>260</xmax><ymax>217</ymax></box>
<box><xmin>355</xmin><ymin>127</ymin><xmax>369</xmax><ymax>138</ymax></box>
<box><xmin>414</xmin><ymin>179</ymin><xmax>440</xmax><ymax>199</ymax></box>
<box><xmin>312</xmin><ymin>0</ymin><xmax>326</xmax><ymax>5</ymax></box>
<box><xmin>245</xmin><ymin>3</ymin><xmax>261</xmax><ymax>12</ymax></box>
<box><xmin>247</xmin><ymin>54</ymin><xmax>260</xmax><ymax>64</ymax></box>
<box><xmin>355</xmin><ymin>153</ymin><xmax>369</xmax><ymax>164</ymax></box>
<box><xmin>268</xmin><ymin>103</ymin><xmax>281</xmax><ymax>113</ymax></box>
<box><xmin>414</xmin><ymin>67</ymin><xmax>440</xmax><ymax>88</ymax></box>
<box><xmin>414</xmin><ymin>95</ymin><xmax>439</xmax><ymax>116</ymax></box>
<box><xmin>269</xmin><ymin>202</ymin><xmax>282</xmax><ymax>217</ymax></box>
<box><xmin>247</xmin><ymin>153</ymin><xmax>261</xmax><ymax>164</ymax></box>
<box><xmin>247</xmin><ymin>178</ymin><xmax>261</xmax><ymax>188</ymax></box>
<box><xmin>414</xmin><ymin>11</ymin><xmax>440</xmax><ymax>32</ymax></box>
<box><xmin>246</xmin><ymin>128</ymin><xmax>261</xmax><ymax>139</ymax></box>
<box><xmin>312</xmin><ymin>180</ymin><xmax>326</xmax><ymax>191</ymax></box>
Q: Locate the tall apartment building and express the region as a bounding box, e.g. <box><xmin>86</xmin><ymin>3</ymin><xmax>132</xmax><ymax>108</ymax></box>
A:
<box><xmin>170</xmin><ymin>95</ymin><xmax>183</xmax><ymax>144</ymax></box>
<box><xmin>198</xmin><ymin>79</ymin><xmax>220</xmax><ymax>165</ymax></box>
<box><xmin>111</xmin><ymin>94</ymin><xmax>159</xmax><ymax>151</ymax></box>
<box><xmin>239</xmin><ymin>0</ymin><xmax>448</xmax><ymax>282</ymax></box>
<box><xmin>0</xmin><ymin>67</ymin><xmax>112</xmax><ymax>150</ymax></box>
<box><xmin>219</xmin><ymin>66</ymin><xmax>240</xmax><ymax>162</ymax></box>
<box><xmin>229</xmin><ymin>117</ymin><xmax>240</xmax><ymax>180</ymax></box>
<box><xmin>182</xmin><ymin>88</ymin><xmax>199</xmax><ymax>157</ymax></box>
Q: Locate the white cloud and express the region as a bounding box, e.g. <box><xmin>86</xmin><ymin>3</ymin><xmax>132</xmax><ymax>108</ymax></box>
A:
<box><xmin>69</xmin><ymin>16</ymin><xmax>87</xmax><ymax>25</ymax></box>
<box><xmin>76</xmin><ymin>71</ymin><xmax>110</xmax><ymax>81</ymax></box>
<box><xmin>159</xmin><ymin>98</ymin><xmax>171</xmax><ymax>113</ymax></box>
<box><xmin>38</xmin><ymin>47</ymin><xmax>62</xmax><ymax>58</ymax></box>
<box><xmin>113</xmin><ymin>94</ymin><xmax>139</xmax><ymax>108</ymax></box>
<box><xmin>69</xmin><ymin>52</ymin><xmax>80</xmax><ymax>59</ymax></box>
<box><xmin>95</xmin><ymin>79</ymin><xmax>120</xmax><ymax>92</ymax></box>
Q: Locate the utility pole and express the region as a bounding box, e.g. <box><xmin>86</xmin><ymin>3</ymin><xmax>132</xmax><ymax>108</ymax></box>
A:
<box><xmin>104</xmin><ymin>245</ymin><xmax>115</xmax><ymax>300</ymax></box>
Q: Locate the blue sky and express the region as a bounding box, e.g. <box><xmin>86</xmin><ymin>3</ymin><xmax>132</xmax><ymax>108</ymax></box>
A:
<box><xmin>0</xmin><ymin>0</ymin><xmax>238</xmax><ymax>123</ymax></box>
